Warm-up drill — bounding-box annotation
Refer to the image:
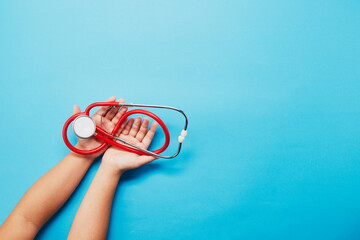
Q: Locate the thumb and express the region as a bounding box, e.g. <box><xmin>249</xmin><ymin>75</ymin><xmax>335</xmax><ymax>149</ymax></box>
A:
<box><xmin>73</xmin><ymin>104</ymin><xmax>81</xmax><ymax>115</ymax></box>
<box><xmin>137</xmin><ymin>156</ymin><xmax>158</xmax><ymax>167</ymax></box>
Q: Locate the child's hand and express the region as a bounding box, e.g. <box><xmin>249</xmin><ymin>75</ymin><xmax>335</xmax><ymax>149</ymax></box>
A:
<box><xmin>102</xmin><ymin>116</ymin><xmax>159</xmax><ymax>174</ymax></box>
<box><xmin>73</xmin><ymin>96</ymin><xmax>128</xmax><ymax>158</ymax></box>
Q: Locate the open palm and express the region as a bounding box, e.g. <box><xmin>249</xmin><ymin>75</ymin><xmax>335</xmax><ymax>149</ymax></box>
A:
<box><xmin>102</xmin><ymin>116</ymin><xmax>159</xmax><ymax>173</ymax></box>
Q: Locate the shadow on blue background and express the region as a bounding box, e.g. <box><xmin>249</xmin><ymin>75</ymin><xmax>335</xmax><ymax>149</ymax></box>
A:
<box><xmin>0</xmin><ymin>0</ymin><xmax>360</xmax><ymax>239</ymax></box>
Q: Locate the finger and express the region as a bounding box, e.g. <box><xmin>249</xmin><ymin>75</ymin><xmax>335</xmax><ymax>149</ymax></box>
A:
<box><xmin>93</xmin><ymin>96</ymin><xmax>116</xmax><ymax>116</ymax></box>
<box><xmin>112</xmin><ymin>98</ymin><xmax>128</xmax><ymax>124</ymax></box>
<box><xmin>115</xmin><ymin>117</ymin><xmax>128</xmax><ymax>136</ymax></box>
<box><xmin>104</xmin><ymin>106</ymin><xmax>118</xmax><ymax>120</ymax></box>
<box><xmin>121</xmin><ymin>118</ymin><xmax>135</xmax><ymax>135</ymax></box>
<box><xmin>129</xmin><ymin>117</ymin><xmax>142</xmax><ymax>137</ymax></box>
<box><xmin>105</xmin><ymin>98</ymin><xmax>125</xmax><ymax>120</ymax></box>
<box><xmin>136</xmin><ymin>118</ymin><xmax>149</xmax><ymax>141</ymax></box>
<box><xmin>142</xmin><ymin>122</ymin><xmax>158</xmax><ymax>148</ymax></box>
<box><xmin>73</xmin><ymin>104</ymin><xmax>81</xmax><ymax>115</ymax></box>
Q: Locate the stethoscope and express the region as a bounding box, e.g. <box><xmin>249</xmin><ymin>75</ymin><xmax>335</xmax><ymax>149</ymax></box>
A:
<box><xmin>63</xmin><ymin>102</ymin><xmax>188</xmax><ymax>159</ymax></box>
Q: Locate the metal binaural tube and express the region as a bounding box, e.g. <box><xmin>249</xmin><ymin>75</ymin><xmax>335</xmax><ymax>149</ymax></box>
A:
<box><xmin>107</xmin><ymin>103</ymin><xmax>188</xmax><ymax>158</ymax></box>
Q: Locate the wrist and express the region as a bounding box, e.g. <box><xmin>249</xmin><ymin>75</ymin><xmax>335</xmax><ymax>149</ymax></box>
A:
<box><xmin>68</xmin><ymin>150</ymin><xmax>96</xmax><ymax>162</ymax></box>
<box><xmin>99</xmin><ymin>162</ymin><xmax>123</xmax><ymax>178</ymax></box>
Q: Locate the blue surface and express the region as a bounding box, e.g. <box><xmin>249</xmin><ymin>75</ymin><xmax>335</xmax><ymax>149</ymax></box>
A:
<box><xmin>1</xmin><ymin>1</ymin><xmax>360</xmax><ymax>239</ymax></box>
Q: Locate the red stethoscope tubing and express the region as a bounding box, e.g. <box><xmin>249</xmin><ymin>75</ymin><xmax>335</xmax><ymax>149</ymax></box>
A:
<box><xmin>62</xmin><ymin>102</ymin><xmax>170</xmax><ymax>155</ymax></box>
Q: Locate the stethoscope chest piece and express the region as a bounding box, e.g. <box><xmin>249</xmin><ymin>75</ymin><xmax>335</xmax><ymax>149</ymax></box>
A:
<box><xmin>72</xmin><ymin>115</ymin><xmax>96</xmax><ymax>139</ymax></box>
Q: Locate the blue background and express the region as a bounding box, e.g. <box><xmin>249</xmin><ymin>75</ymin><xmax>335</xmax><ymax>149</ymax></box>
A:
<box><xmin>0</xmin><ymin>0</ymin><xmax>360</xmax><ymax>239</ymax></box>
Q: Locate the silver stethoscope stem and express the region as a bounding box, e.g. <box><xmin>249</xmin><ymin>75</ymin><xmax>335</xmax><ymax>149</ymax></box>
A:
<box><xmin>120</xmin><ymin>103</ymin><xmax>188</xmax><ymax>130</ymax></box>
<box><xmin>100</xmin><ymin>103</ymin><xmax>188</xmax><ymax>159</ymax></box>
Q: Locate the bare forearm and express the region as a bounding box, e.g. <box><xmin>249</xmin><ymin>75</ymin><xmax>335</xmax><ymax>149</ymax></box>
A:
<box><xmin>68</xmin><ymin>163</ymin><xmax>121</xmax><ymax>240</ymax></box>
<box><xmin>0</xmin><ymin>152</ymin><xmax>94</xmax><ymax>239</ymax></box>
<box><xmin>68</xmin><ymin>112</ymin><xmax>157</xmax><ymax>240</ymax></box>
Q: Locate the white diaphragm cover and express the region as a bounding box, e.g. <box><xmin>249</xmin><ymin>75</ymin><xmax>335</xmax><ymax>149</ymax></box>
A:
<box><xmin>72</xmin><ymin>115</ymin><xmax>96</xmax><ymax>139</ymax></box>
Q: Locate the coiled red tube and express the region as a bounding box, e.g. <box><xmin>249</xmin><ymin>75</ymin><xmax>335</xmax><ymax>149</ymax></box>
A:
<box><xmin>62</xmin><ymin>102</ymin><xmax>170</xmax><ymax>155</ymax></box>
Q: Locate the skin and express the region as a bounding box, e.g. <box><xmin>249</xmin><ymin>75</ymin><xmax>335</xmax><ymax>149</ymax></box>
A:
<box><xmin>0</xmin><ymin>96</ymin><xmax>156</xmax><ymax>240</ymax></box>
<box><xmin>67</xmin><ymin>112</ymin><xmax>158</xmax><ymax>240</ymax></box>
